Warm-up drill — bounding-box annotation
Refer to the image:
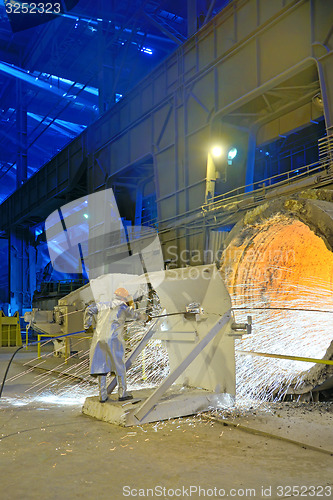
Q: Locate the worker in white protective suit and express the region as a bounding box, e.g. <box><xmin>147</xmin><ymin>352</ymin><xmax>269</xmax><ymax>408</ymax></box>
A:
<box><xmin>84</xmin><ymin>287</ymin><xmax>145</xmax><ymax>403</ymax></box>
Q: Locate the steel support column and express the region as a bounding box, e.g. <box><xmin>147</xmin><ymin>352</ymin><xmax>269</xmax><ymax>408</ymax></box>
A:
<box><xmin>317</xmin><ymin>52</ymin><xmax>333</xmax><ymax>133</ymax></box>
<box><xmin>187</xmin><ymin>0</ymin><xmax>197</xmax><ymax>37</ymax></box>
<box><xmin>98</xmin><ymin>17</ymin><xmax>107</xmax><ymax>115</ymax></box>
<box><xmin>98</xmin><ymin>0</ymin><xmax>116</xmax><ymax>114</ymax></box>
<box><xmin>16</xmin><ymin>80</ymin><xmax>27</xmax><ymax>189</ymax></box>
<box><xmin>134</xmin><ymin>181</ymin><xmax>144</xmax><ymax>225</ymax></box>
<box><xmin>205</xmin><ymin>153</ymin><xmax>216</xmax><ymax>203</ymax></box>
<box><xmin>0</xmin><ymin>238</ymin><xmax>9</xmax><ymax>311</ymax></box>
<box><xmin>245</xmin><ymin>127</ymin><xmax>258</xmax><ymax>191</ymax></box>
<box><xmin>9</xmin><ymin>227</ymin><xmax>33</xmax><ymax>315</ymax></box>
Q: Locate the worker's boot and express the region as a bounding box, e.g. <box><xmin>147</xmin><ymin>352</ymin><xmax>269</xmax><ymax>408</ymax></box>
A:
<box><xmin>117</xmin><ymin>375</ymin><xmax>133</xmax><ymax>401</ymax></box>
<box><xmin>98</xmin><ymin>375</ymin><xmax>108</xmax><ymax>403</ymax></box>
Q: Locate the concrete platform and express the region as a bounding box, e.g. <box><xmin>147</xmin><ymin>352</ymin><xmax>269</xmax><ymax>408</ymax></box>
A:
<box><xmin>82</xmin><ymin>387</ymin><xmax>233</xmax><ymax>426</ymax></box>
<box><xmin>1</xmin><ymin>348</ymin><xmax>333</xmax><ymax>500</ymax></box>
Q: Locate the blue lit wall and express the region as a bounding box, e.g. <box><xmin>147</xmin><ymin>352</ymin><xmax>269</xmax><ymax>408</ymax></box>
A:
<box><xmin>0</xmin><ymin>238</ymin><xmax>8</xmax><ymax>307</ymax></box>
<box><xmin>254</xmin><ymin>120</ymin><xmax>326</xmax><ymax>183</ymax></box>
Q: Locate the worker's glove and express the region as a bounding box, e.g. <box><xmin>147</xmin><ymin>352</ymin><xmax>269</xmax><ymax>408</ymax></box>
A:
<box><xmin>127</xmin><ymin>298</ymin><xmax>134</xmax><ymax>308</ymax></box>
<box><xmin>83</xmin><ymin>321</ymin><xmax>91</xmax><ymax>331</ymax></box>
<box><xmin>83</xmin><ymin>314</ymin><xmax>92</xmax><ymax>330</ymax></box>
<box><xmin>83</xmin><ymin>302</ymin><xmax>97</xmax><ymax>330</ymax></box>
<box><xmin>139</xmin><ymin>312</ymin><xmax>148</xmax><ymax>322</ymax></box>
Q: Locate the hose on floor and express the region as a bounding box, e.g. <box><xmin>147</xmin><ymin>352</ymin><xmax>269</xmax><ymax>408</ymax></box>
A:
<box><xmin>0</xmin><ymin>330</ymin><xmax>85</xmax><ymax>400</ymax></box>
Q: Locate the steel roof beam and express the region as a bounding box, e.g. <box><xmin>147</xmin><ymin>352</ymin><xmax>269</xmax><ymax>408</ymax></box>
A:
<box><xmin>142</xmin><ymin>12</ymin><xmax>184</xmax><ymax>45</ymax></box>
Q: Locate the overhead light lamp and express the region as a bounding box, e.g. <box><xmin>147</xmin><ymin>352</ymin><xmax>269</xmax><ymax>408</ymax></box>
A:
<box><xmin>211</xmin><ymin>146</ymin><xmax>223</xmax><ymax>158</ymax></box>
<box><xmin>141</xmin><ymin>47</ymin><xmax>153</xmax><ymax>55</ymax></box>
<box><xmin>227</xmin><ymin>147</ymin><xmax>237</xmax><ymax>165</ymax></box>
<box><xmin>228</xmin><ymin>147</ymin><xmax>237</xmax><ymax>160</ymax></box>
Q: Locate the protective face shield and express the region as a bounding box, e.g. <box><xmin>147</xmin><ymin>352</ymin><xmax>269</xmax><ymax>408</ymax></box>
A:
<box><xmin>44</xmin><ymin>188</ymin><xmax>165</xmax><ymax>301</ymax></box>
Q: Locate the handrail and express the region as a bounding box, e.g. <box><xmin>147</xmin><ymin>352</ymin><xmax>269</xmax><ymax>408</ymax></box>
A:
<box><xmin>143</xmin><ymin>134</ymin><xmax>333</xmax><ymax>230</ymax></box>
<box><xmin>204</xmin><ymin>160</ymin><xmax>328</xmax><ymax>209</ymax></box>
<box><xmin>142</xmin><ymin>159</ymin><xmax>331</xmax><ymax>229</ymax></box>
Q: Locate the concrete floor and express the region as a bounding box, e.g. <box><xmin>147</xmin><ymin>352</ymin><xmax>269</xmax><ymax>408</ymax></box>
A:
<box><xmin>0</xmin><ymin>348</ymin><xmax>332</xmax><ymax>500</ymax></box>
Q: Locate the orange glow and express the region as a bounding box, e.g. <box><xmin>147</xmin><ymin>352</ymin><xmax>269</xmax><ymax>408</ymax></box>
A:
<box><xmin>222</xmin><ymin>214</ymin><xmax>333</xmax><ymax>310</ymax></box>
<box><xmin>221</xmin><ymin>214</ymin><xmax>333</xmax><ymax>400</ymax></box>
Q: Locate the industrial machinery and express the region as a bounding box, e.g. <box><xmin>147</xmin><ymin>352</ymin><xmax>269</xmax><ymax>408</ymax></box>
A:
<box><xmin>0</xmin><ymin>311</ymin><xmax>22</xmax><ymax>347</ymax></box>
<box><xmin>25</xmin><ymin>183</ymin><xmax>333</xmax><ymax>412</ymax></box>
<box><xmin>26</xmin><ymin>260</ymin><xmax>251</xmax><ymax>425</ymax></box>
<box><xmin>82</xmin><ymin>264</ymin><xmax>251</xmax><ymax>426</ymax></box>
<box><xmin>25</xmin><ymin>281</ymin><xmax>94</xmax><ymax>360</ymax></box>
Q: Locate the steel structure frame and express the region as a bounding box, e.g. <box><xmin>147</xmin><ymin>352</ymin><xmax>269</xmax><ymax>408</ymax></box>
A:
<box><xmin>1</xmin><ymin>0</ymin><xmax>333</xmax><ymax>311</ymax></box>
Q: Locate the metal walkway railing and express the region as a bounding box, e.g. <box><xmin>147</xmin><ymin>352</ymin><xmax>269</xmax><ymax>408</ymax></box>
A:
<box><xmin>144</xmin><ymin>134</ymin><xmax>333</xmax><ymax>233</ymax></box>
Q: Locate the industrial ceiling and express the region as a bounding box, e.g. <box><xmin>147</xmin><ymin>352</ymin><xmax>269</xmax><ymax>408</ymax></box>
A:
<box><xmin>0</xmin><ymin>0</ymin><xmax>230</xmax><ymax>202</ymax></box>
